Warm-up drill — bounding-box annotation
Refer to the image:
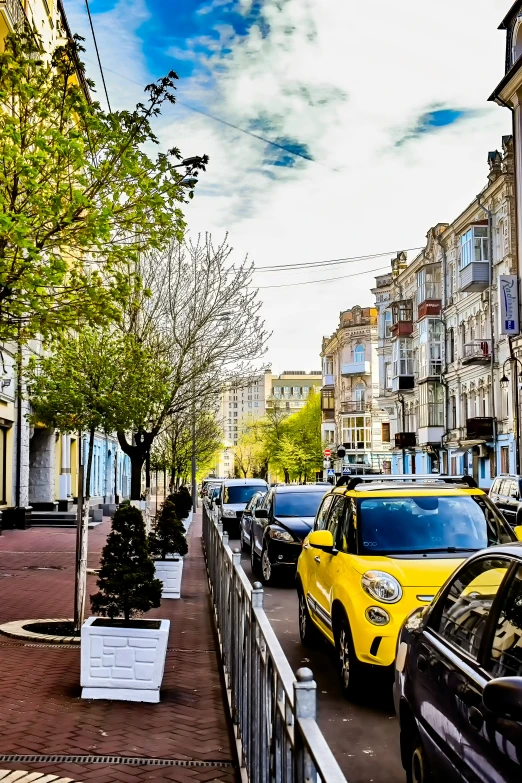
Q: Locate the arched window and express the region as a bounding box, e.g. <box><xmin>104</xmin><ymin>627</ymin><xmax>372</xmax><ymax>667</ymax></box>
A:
<box><xmin>513</xmin><ymin>18</ymin><xmax>522</xmax><ymax>65</ymax></box>
<box><xmin>354</xmin><ymin>344</ymin><xmax>365</xmax><ymax>363</ymax></box>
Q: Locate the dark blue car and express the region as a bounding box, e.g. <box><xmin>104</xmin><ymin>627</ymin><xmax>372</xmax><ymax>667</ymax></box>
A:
<box><xmin>394</xmin><ymin>544</ymin><xmax>522</xmax><ymax>783</ymax></box>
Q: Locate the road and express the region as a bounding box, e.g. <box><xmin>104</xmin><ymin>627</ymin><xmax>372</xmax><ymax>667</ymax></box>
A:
<box><xmin>229</xmin><ymin>537</ymin><xmax>405</xmax><ymax>783</ymax></box>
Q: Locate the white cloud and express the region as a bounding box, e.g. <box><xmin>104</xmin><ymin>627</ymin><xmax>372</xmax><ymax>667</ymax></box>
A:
<box><xmin>64</xmin><ymin>0</ymin><xmax>512</xmax><ymax>373</ymax></box>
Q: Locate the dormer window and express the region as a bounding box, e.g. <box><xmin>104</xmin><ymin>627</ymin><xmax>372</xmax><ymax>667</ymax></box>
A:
<box><xmin>513</xmin><ymin>16</ymin><xmax>522</xmax><ymax>67</ymax></box>
<box><xmin>461</xmin><ymin>225</ymin><xmax>489</xmax><ymax>269</ymax></box>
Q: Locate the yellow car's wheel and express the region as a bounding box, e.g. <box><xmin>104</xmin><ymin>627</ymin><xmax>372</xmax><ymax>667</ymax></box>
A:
<box><xmin>407</xmin><ymin>730</ymin><xmax>432</xmax><ymax>783</ymax></box>
<box><xmin>335</xmin><ymin>616</ymin><xmax>363</xmax><ymax>700</ymax></box>
<box><xmin>298</xmin><ymin>587</ymin><xmax>319</xmax><ymax>647</ymax></box>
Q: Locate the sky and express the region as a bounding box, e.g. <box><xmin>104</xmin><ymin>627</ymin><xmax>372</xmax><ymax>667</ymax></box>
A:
<box><xmin>65</xmin><ymin>0</ymin><xmax>512</xmax><ymax>373</ymax></box>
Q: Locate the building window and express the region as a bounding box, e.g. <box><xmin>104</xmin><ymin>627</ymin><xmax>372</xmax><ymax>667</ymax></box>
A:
<box><xmin>383</xmin><ymin>310</ymin><xmax>392</xmax><ymax>338</ymax></box>
<box><xmin>447</xmin><ymin>328</ymin><xmax>455</xmax><ymax>364</ymax></box>
<box><xmin>392</xmin><ymin>338</ymin><xmax>415</xmax><ymax>378</ymax></box>
<box><xmin>417</xmin><ymin>265</ymin><xmax>441</xmax><ymax>304</ymax></box>
<box><xmin>284</xmin><ymin>386</ymin><xmax>291</xmax><ymax>395</ymax></box>
<box><xmin>325</xmin><ymin>430</ymin><xmax>335</xmax><ymax>444</ymax></box>
<box><xmin>451</xmin><ymin>396</ymin><xmax>457</xmax><ymax>429</ymax></box>
<box><xmin>248</xmin><ymin>402</ymin><xmax>252</xmax><ymax>408</ymax></box>
<box><xmin>354</xmin><ymin>382</ymin><xmax>366</xmax><ymax>405</ymax></box>
<box><xmin>381</xmin><ymin>423</ymin><xmax>390</xmax><ymax>443</ymax></box>
<box><xmin>324</xmin><ymin>356</ymin><xmax>333</xmax><ymax>375</ymax></box>
<box><xmin>418</xmin><ymin>318</ymin><xmax>443</xmax><ymax>380</ymax></box>
<box><xmin>354</xmin><ymin>344</ymin><xmax>365</xmax><ymax>363</ymax></box>
<box><xmin>321</xmin><ymin>389</ymin><xmax>335</xmax><ymax>411</ymax></box>
<box><xmin>292</xmin><ymin>386</ymin><xmax>300</xmax><ymax>396</ymax></box>
<box><xmin>501</xmin><ymin>446</ymin><xmax>510</xmax><ymax>474</ymax></box>
<box><xmin>254</xmin><ymin>402</ymin><xmax>259</xmax><ymax>407</ymax></box>
<box><xmin>384</xmin><ymin>362</ymin><xmax>392</xmax><ymax>389</ymax></box>
<box><xmin>273</xmin><ymin>387</ymin><xmax>281</xmax><ymax>398</ymax></box>
<box><xmin>341</xmin><ymin>415</ymin><xmax>372</xmax><ymax>450</ymax></box>
<box><xmin>302</xmin><ymin>387</ymin><xmax>309</xmax><ymax>397</ymax></box>
<box><xmin>419</xmin><ymin>382</ymin><xmax>444</xmax><ymax>428</ymax></box>
<box><xmin>461</xmin><ymin>225</ymin><xmax>489</xmax><ymax>269</ymax></box>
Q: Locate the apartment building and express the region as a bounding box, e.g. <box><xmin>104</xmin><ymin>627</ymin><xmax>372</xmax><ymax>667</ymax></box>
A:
<box><xmin>376</xmin><ymin>139</ymin><xmax>516</xmax><ymax>487</ymax></box>
<box><xmin>265</xmin><ymin>370</ymin><xmax>322</xmax><ymax>413</ymax></box>
<box><xmin>320</xmin><ymin>306</ymin><xmax>392</xmax><ymax>473</ymax></box>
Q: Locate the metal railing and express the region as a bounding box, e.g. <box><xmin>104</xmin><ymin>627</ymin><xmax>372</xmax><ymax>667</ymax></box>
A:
<box><xmin>0</xmin><ymin>0</ymin><xmax>27</xmax><ymax>30</ymax></box>
<box><xmin>202</xmin><ymin>505</ymin><xmax>348</xmax><ymax>783</ymax></box>
<box><xmin>463</xmin><ymin>340</ymin><xmax>491</xmax><ymax>361</ymax></box>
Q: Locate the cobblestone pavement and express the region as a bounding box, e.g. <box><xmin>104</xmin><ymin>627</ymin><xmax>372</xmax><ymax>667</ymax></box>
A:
<box><xmin>0</xmin><ymin>512</ymin><xmax>238</xmax><ymax>782</ymax></box>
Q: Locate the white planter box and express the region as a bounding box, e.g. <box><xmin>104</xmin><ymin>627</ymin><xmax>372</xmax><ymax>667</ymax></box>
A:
<box><xmin>154</xmin><ymin>557</ymin><xmax>184</xmax><ymax>599</ymax></box>
<box><xmin>183</xmin><ymin>510</ymin><xmax>193</xmax><ymax>531</ymax></box>
<box><xmin>81</xmin><ymin>617</ymin><xmax>169</xmax><ymax>703</ymax></box>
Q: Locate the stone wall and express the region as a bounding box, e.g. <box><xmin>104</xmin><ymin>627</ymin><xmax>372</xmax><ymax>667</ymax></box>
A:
<box><xmin>29</xmin><ymin>427</ymin><xmax>56</xmax><ymax>505</ymax></box>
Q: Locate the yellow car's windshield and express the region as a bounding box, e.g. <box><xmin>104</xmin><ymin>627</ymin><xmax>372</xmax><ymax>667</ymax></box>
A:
<box><xmin>356</xmin><ymin>494</ymin><xmax>515</xmax><ymax>556</ymax></box>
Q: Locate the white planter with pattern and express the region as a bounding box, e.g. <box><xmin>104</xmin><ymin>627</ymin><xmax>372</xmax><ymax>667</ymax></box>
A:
<box><xmin>81</xmin><ymin>617</ymin><xmax>169</xmax><ymax>703</ymax></box>
<box><xmin>154</xmin><ymin>556</ymin><xmax>184</xmax><ymax>599</ymax></box>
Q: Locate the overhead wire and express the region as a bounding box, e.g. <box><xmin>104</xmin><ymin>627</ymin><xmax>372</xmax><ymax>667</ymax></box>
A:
<box><xmin>252</xmin><ymin>246</ymin><xmax>423</xmax><ymax>273</ymax></box>
<box><xmin>84</xmin><ymin>0</ymin><xmax>112</xmax><ymax>113</ymax></box>
<box><xmin>252</xmin><ymin>264</ymin><xmax>390</xmax><ymax>289</ymax></box>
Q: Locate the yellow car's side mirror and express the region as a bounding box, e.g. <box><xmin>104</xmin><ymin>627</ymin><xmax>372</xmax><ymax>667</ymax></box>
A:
<box><xmin>308</xmin><ymin>529</ymin><xmax>336</xmax><ymax>553</ymax></box>
<box><xmin>514</xmin><ymin>525</ymin><xmax>522</xmax><ymax>542</ymax></box>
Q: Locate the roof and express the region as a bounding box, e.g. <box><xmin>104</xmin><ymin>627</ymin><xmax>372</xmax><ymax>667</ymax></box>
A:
<box><xmin>468</xmin><ymin>543</ymin><xmax>522</xmax><ymax>558</ymax></box>
<box><xmin>332</xmin><ymin>484</ymin><xmax>483</xmax><ymax>497</ymax></box>
<box><xmin>498</xmin><ymin>0</ymin><xmax>522</xmax><ymax>30</ymax></box>
<box><xmin>272</xmin><ymin>484</ymin><xmax>328</xmax><ymax>493</ymax></box>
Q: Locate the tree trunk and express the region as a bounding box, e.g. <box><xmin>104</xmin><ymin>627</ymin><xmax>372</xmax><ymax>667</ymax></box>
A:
<box><xmin>130</xmin><ymin>457</ymin><xmax>144</xmax><ymax>500</ymax></box>
<box><xmin>284</xmin><ymin>468</ymin><xmax>290</xmax><ymax>484</ymax></box>
<box><xmin>118</xmin><ymin>430</ymin><xmax>154</xmax><ymax>500</ymax></box>
<box><xmin>145</xmin><ymin>451</ymin><xmax>151</xmax><ymax>490</ymax></box>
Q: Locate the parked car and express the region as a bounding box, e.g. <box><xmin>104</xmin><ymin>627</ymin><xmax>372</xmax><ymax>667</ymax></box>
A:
<box><xmin>395</xmin><ymin>543</ymin><xmax>522</xmax><ymax>783</ymax></box>
<box><xmin>490</xmin><ymin>474</ymin><xmax>522</xmax><ymax>527</ymax></box>
<box><xmin>240</xmin><ymin>490</ymin><xmax>267</xmax><ymax>552</ymax></box>
<box><xmin>206</xmin><ymin>483</ymin><xmax>223</xmax><ymax>522</ymax></box>
<box><xmin>296</xmin><ymin>474</ymin><xmax>521</xmax><ymax>700</ymax></box>
<box><xmin>215</xmin><ymin>478</ymin><xmax>269</xmax><ymax>537</ymax></box>
<box><xmin>251</xmin><ymin>484</ymin><xmax>328</xmax><ymax>585</ymax></box>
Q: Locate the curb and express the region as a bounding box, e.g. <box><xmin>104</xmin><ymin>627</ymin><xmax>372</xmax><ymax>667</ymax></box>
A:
<box><xmin>0</xmin><ymin>618</ymin><xmax>80</xmax><ymax>645</ymax></box>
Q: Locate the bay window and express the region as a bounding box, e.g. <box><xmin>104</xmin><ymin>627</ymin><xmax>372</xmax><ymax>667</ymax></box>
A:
<box><xmin>419</xmin><ymin>382</ymin><xmax>444</xmax><ymax>428</ymax></box>
<box><xmin>417</xmin><ymin>318</ymin><xmax>443</xmax><ymax>379</ymax></box>
<box><xmin>342</xmin><ymin>415</ymin><xmax>372</xmax><ymax>450</ymax></box>
<box><xmin>392</xmin><ymin>338</ymin><xmax>415</xmax><ymax>377</ymax></box>
<box><xmin>461</xmin><ymin>225</ymin><xmax>488</xmax><ymax>269</ymax></box>
<box><xmin>417</xmin><ymin>265</ymin><xmax>442</xmax><ymax>304</ymax></box>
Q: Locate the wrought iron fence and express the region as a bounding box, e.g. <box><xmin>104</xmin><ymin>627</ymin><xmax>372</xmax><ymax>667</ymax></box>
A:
<box><xmin>202</xmin><ymin>504</ymin><xmax>348</xmax><ymax>783</ymax></box>
<box><xmin>0</xmin><ymin>0</ymin><xmax>27</xmax><ymax>30</ymax></box>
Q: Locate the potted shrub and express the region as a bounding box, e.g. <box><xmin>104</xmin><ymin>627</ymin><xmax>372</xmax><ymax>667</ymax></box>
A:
<box><xmin>81</xmin><ymin>504</ymin><xmax>166</xmax><ymax>703</ymax></box>
<box><xmin>168</xmin><ymin>487</ymin><xmax>193</xmax><ymax>530</ymax></box>
<box><xmin>149</xmin><ymin>499</ymin><xmax>188</xmax><ymax>599</ymax></box>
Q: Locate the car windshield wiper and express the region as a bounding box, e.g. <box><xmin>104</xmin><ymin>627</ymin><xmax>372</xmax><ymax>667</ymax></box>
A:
<box><xmin>387</xmin><ymin>547</ymin><xmax>478</xmax><ymax>555</ymax></box>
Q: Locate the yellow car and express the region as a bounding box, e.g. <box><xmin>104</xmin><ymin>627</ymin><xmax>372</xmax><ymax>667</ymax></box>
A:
<box><xmin>296</xmin><ymin>474</ymin><xmax>522</xmax><ymax>699</ymax></box>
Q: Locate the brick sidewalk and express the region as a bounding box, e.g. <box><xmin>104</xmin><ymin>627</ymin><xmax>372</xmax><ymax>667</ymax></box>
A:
<box><xmin>0</xmin><ymin>512</ymin><xmax>238</xmax><ymax>782</ymax></box>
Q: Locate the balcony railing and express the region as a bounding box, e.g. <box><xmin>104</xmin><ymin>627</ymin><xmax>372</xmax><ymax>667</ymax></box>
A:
<box><xmin>395</xmin><ymin>432</ymin><xmax>416</xmax><ymax>449</ymax></box>
<box><xmin>340</xmin><ymin>400</ymin><xmax>372</xmax><ymax>413</ymax></box>
<box><xmin>341</xmin><ymin>360</ymin><xmax>371</xmax><ymax>376</ymax></box>
<box><xmin>0</xmin><ymin>0</ymin><xmax>27</xmax><ymax>30</ymax></box>
<box><xmin>462</xmin><ymin>340</ymin><xmax>491</xmax><ymax>364</ymax></box>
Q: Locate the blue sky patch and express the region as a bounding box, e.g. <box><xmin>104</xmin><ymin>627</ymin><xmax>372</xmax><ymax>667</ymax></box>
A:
<box><xmin>396</xmin><ymin>106</ymin><xmax>476</xmax><ymax>146</ymax></box>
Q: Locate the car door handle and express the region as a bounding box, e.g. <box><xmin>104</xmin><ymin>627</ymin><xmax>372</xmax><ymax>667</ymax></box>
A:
<box><xmin>468</xmin><ymin>706</ymin><xmax>484</xmax><ymax>731</ymax></box>
<box><xmin>303</xmin><ymin>544</ymin><xmax>310</xmax><ymax>550</ymax></box>
<box><xmin>314</xmin><ymin>556</ymin><xmax>321</xmax><ymax>564</ymax></box>
<box><xmin>417</xmin><ymin>654</ymin><xmax>427</xmax><ymax>672</ymax></box>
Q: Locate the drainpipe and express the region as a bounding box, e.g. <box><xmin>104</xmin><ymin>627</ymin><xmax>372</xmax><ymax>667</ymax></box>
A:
<box><xmin>435</xmin><ymin>234</ymin><xmax>449</xmax><ymax>469</ymax></box>
<box><xmin>15</xmin><ymin>335</ymin><xmax>22</xmax><ymax>508</ymax></box>
<box><xmin>477</xmin><ymin>193</ymin><xmax>497</xmax><ymax>478</ymax></box>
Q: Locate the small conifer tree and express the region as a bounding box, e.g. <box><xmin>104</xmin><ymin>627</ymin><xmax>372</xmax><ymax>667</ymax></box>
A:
<box><xmin>168</xmin><ymin>490</ymin><xmax>192</xmax><ymax>520</ymax></box>
<box><xmin>91</xmin><ymin>505</ymin><xmax>162</xmax><ymax>623</ymax></box>
<box><xmin>149</xmin><ymin>499</ymin><xmax>188</xmax><ymax>560</ymax></box>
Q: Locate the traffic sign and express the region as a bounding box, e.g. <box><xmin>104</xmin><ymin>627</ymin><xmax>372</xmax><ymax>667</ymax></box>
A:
<box><xmin>342</xmin><ymin>466</ymin><xmax>351</xmax><ymax>475</ymax></box>
<box><xmin>324</xmin><ymin>448</ymin><xmax>331</xmax><ymax>457</ymax></box>
<box><xmin>327</xmin><ymin>468</ymin><xmax>335</xmax><ymax>477</ymax></box>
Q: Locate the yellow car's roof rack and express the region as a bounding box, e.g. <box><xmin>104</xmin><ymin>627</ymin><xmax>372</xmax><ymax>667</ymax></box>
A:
<box><xmin>336</xmin><ymin>474</ymin><xmax>478</xmax><ymax>490</ymax></box>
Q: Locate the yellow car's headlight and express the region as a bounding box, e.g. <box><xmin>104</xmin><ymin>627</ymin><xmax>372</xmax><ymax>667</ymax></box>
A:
<box><xmin>361</xmin><ymin>571</ymin><xmax>402</xmax><ymax>604</ymax></box>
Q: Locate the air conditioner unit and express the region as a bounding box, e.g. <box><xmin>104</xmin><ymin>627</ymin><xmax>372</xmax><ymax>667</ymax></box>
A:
<box><xmin>481</xmin><ymin>289</ymin><xmax>490</xmax><ymax>303</ymax></box>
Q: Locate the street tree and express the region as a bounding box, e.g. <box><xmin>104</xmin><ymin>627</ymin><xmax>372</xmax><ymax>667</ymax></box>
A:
<box><xmin>233</xmin><ymin>423</ymin><xmax>265</xmax><ymax>477</ymax></box>
<box><xmin>117</xmin><ymin>235</ymin><xmax>269</xmax><ymax>498</ymax></box>
<box><xmin>0</xmin><ymin>31</ymin><xmax>207</xmax><ymax>342</ymax></box>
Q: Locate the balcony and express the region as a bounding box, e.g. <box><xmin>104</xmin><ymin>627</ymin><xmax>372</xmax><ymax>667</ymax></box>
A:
<box><xmin>460</xmin><ymin>262</ymin><xmax>489</xmax><ymax>293</ymax></box>
<box><xmin>0</xmin><ymin>0</ymin><xmax>26</xmax><ymax>30</ymax></box>
<box><xmin>395</xmin><ymin>432</ymin><xmax>416</xmax><ymax>449</ymax></box>
<box><xmin>340</xmin><ymin>400</ymin><xmax>372</xmax><ymax>414</ymax></box>
<box><xmin>391</xmin><ymin>321</ymin><xmax>413</xmax><ymax>337</ymax></box>
<box><xmin>323</xmin><ymin>374</ymin><xmax>334</xmax><ymax>386</ymax></box>
<box><xmin>466</xmin><ymin>417</ymin><xmax>495</xmax><ymax>441</ymax></box>
<box><xmin>462</xmin><ymin>340</ymin><xmax>491</xmax><ymax>364</ymax></box>
<box><xmin>322</xmin><ymin>410</ymin><xmax>335</xmax><ymax>422</ymax></box>
<box><xmin>341</xmin><ymin>360</ymin><xmax>370</xmax><ymax>376</ymax></box>
<box><xmin>392</xmin><ymin>375</ymin><xmax>414</xmax><ymax>391</ymax></box>
<box><xmin>417</xmin><ymin>299</ymin><xmax>441</xmax><ymax>320</ymax></box>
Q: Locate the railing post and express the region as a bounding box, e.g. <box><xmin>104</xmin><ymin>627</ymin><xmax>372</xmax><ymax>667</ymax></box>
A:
<box><xmin>223</xmin><ymin>531</ymin><xmax>229</xmax><ymax>548</ymax></box>
<box><xmin>294</xmin><ymin>668</ymin><xmax>318</xmax><ymax>783</ymax></box>
<box><xmin>250</xmin><ymin>582</ymin><xmax>264</xmax><ymax>783</ymax></box>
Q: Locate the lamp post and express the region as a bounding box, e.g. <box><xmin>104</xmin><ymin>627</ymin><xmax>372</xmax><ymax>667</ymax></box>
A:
<box><xmin>397</xmin><ymin>393</ymin><xmax>406</xmax><ymax>474</ymax></box>
<box><xmin>500</xmin><ymin>356</ymin><xmax>522</xmax><ymax>474</ymax></box>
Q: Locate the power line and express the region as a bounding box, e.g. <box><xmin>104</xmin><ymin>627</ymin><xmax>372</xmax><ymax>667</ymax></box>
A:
<box><xmin>252</xmin><ymin>246</ymin><xmax>423</xmax><ymax>273</ymax></box>
<box><xmin>81</xmin><ymin>57</ymin><xmax>338</xmax><ymax>171</ymax></box>
<box><xmin>253</xmin><ymin>264</ymin><xmax>389</xmax><ymax>289</ymax></box>
<box><xmin>84</xmin><ymin>1</ymin><xmax>112</xmax><ymax>113</ymax></box>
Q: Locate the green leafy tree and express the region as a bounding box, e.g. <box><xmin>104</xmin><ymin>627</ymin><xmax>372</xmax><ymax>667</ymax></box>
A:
<box><xmin>149</xmin><ymin>499</ymin><xmax>188</xmax><ymax>560</ymax></box>
<box><xmin>91</xmin><ymin>505</ymin><xmax>162</xmax><ymax>622</ymax></box>
<box><xmin>0</xmin><ymin>31</ymin><xmax>207</xmax><ymax>341</ymax></box>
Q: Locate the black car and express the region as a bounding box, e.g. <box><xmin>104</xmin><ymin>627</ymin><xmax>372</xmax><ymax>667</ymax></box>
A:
<box><xmin>490</xmin><ymin>475</ymin><xmax>522</xmax><ymax>527</ymax></box>
<box><xmin>250</xmin><ymin>485</ymin><xmax>327</xmax><ymax>585</ymax></box>
<box><xmin>240</xmin><ymin>490</ymin><xmax>266</xmax><ymax>552</ymax></box>
<box><xmin>395</xmin><ymin>544</ymin><xmax>522</xmax><ymax>783</ymax></box>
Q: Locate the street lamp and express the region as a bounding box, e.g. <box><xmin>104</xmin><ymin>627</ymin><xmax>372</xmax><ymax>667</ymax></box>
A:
<box><xmin>397</xmin><ymin>393</ymin><xmax>407</xmax><ymax>474</ymax></box>
<box><xmin>500</xmin><ymin>356</ymin><xmax>522</xmax><ymax>474</ymax></box>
